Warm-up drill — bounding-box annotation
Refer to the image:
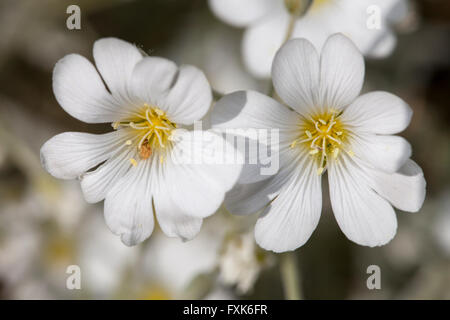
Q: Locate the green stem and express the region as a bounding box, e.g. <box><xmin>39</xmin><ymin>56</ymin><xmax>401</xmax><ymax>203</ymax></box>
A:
<box><xmin>280</xmin><ymin>252</ymin><xmax>302</xmax><ymax>300</ymax></box>
<box><xmin>283</xmin><ymin>11</ymin><xmax>299</xmax><ymax>44</ymax></box>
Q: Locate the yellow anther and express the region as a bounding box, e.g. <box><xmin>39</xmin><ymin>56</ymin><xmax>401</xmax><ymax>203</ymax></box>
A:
<box><xmin>112</xmin><ymin>122</ymin><xmax>119</xmax><ymax>129</ymax></box>
<box><xmin>129</xmin><ymin>158</ymin><xmax>138</xmax><ymax>167</ymax></box>
<box><xmin>113</xmin><ymin>106</ymin><xmax>176</xmax><ymax>164</ymax></box>
<box><xmin>291</xmin><ymin>108</ymin><xmax>348</xmax><ymax>174</ymax></box>
<box><xmin>159</xmin><ymin>155</ymin><xmax>164</xmax><ymax>164</ymax></box>
<box><xmin>305</xmin><ymin>130</ymin><xmax>312</xmax><ymax>139</ymax></box>
<box><xmin>347</xmin><ymin>150</ymin><xmax>355</xmax><ymax>157</ymax></box>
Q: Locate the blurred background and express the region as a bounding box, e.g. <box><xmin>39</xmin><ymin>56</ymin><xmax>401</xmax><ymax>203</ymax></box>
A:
<box><xmin>0</xmin><ymin>0</ymin><xmax>449</xmax><ymax>299</ymax></box>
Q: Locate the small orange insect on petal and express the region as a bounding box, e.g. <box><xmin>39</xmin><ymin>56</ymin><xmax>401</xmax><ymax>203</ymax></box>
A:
<box><xmin>139</xmin><ymin>140</ymin><xmax>152</xmax><ymax>160</ymax></box>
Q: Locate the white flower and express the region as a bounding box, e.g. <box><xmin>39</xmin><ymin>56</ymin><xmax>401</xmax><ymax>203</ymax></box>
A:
<box><xmin>209</xmin><ymin>0</ymin><xmax>409</xmax><ymax>78</ymax></box>
<box><xmin>141</xmin><ymin>222</ymin><xmax>223</xmax><ymax>298</ymax></box>
<box><xmin>218</xmin><ymin>232</ymin><xmax>273</xmax><ymax>294</ymax></box>
<box><xmin>41</xmin><ymin>37</ymin><xmax>241</xmax><ymax>246</ymax></box>
<box><xmin>211</xmin><ymin>34</ymin><xmax>426</xmax><ymax>252</ymax></box>
<box><xmin>78</xmin><ymin>212</ymin><xmax>139</xmax><ymax>298</ymax></box>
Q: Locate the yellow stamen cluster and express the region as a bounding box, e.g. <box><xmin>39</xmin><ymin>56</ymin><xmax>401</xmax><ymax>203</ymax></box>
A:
<box><xmin>112</xmin><ymin>104</ymin><xmax>176</xmax><ymax>165</ymax></box>
<box><xmin>290</xmin><ymin>109</ymin><xmax>354</xmax><ymax>175</ymax></box>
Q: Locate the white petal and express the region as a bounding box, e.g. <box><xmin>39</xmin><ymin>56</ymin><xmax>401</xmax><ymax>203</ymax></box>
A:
<box><xmin>350</xmin><ymin>134</ymin><xmax>411</xmax><ymax>173</ymax></box>
<box><xmin>300</xmin><ymin>0</ymin><xmax>399</xmax><ymax>58</ymax></box>
<box><xmin>40</xmin><ymin>131</ymin><xmax>125</xmax><ymax>180</ymax></box>
<box><xmin>211</xmin><ymin>90</ymin><xmax>298</xmax><ymax>130</ymax></box>
<box><xmin>224</xmin><ymin>147</ymin><xmax>301</xmax><ymax>215</ymax></box>
<box><xmin>211</xmin><ymin>90</ymin><xmax>299</xmax><ymax>183</ymax></box>
<box><xmin>367</xmin><ymin>159</ymin><xmax>426</xmax><ymax>212</ymax></box>
<box><xmin>319</xmin><ymin>33</ymin><xmax>365</xmax><ymax>110</ymax></box>
<box><xmin>129</xmin><ymin>57</ymin><xmax>211</xmax><ymax>124</ymax></box>
<box><xmin>243</xmin><ymin>13</ymin><xmax>289</xmax><ymax>79</ymax></box>
<box><xmin>52</xmin><ymin>54</ymin><xmax>125</xmax><ymax>123</ymax></box>
<box><xmin>93</xmin><ymin>37</ymin><xmax>143</xmax><ymax>104</ymax></box>
<box><xmin>129</xmin><ymin>56</ymin><xmax>178</xmax><ymax>107</ymax></box>
<box><xmin>164</xmin><ymin>161</ymin><xmax>224</xmax><ymax>219</ymax></box>
<box><xmin>160</xmin><ymin>65</ymin><xmax>212</xmax><ymax>125</ymax></box>
<box><xmin>328</xmin><ymin>156</ymin><xmax>397</xmax><ymax>247</ymax></box>
<box><xmin>167</xmin><ymin>130</ymin><xmax>241</xmax><ymax>218</ymax></box>
<box><xmin>386</xmin><ymin>0</ymin><xmax>410</xmax><ymax>24</ymax></box>
<box><xmin>291</xmin><ymin>8</ymin><xmax>330</xmax><ymax>54</ymax></box>
<box><xmin>334</xmin><ymin>0</ymin><xmax>407</xmax><ymax>25</ymax></box>
<box><xmin>225</xmin><ymin>172</ymin><xmax>287</xmax><ymax>216</ymax></box>
<box><xmin>224</xmin><ymin>180</ymin><xmax>273</xmax><ymax>216</ymax></box>
<box><xmin>208</xmin><ymin>0</ymin><xmax>276</xmax><ymax>27</ymax></box>
<box><xmin>154</xmin><ymin>188</ymin><xmax>203</xmax><ymax>241</ymax></box>
<box><xmin>342</xmin><ymin>91</ymin><xmax>412</xmax><ymax>134</ymax></box>
<box><xmin>80</xmin><ymin>143</ymin><xmax>135</xmax><ymax>203</ymax></box>
<box><xmin>272</xmin><ymin>38</ymin><xmax>320</xmax><ymax>116</ymax></box>
<box><xmin>104</xmin><ymin>159</ymin><xmax>154</xmax><ymax>246</ymax></box>
<box><xmin>255</xmin><ymin>157</ymin><xmax>322</xmax><ymax>252</ymax></box>
<box><xmin>367</xmin><ymin>31</ymin><xmax>397</xmax><ymax>59</ymax></box>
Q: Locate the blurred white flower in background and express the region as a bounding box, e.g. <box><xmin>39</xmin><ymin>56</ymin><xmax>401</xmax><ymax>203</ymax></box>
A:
<box><xmin>218</xmin><ymin>231</ymin><xmax>274</xmax><ymax>294</ymax></box>
<box><xmin>0</xmin><ymin>210</ymin><xmax>41</xmax><ymax>289</ymax></box>
<box><xmin>78</xmin><ymin>212</ymin><xmax>139</xmax><ymax>298</ymax></box>
<box><xmin>137</xmin><ymin>214</ymin><xmax>234</xmax><ymax>299</ymax></box>
<box><xmin>140</xmin><ymin>232</ymin><xmax>219</xmax><ymax>298</ymax></box>
<box><xmin>432</xmin><ymin>190</ymin><xmax>450</xmax><ymax>256</ymax></box>
<box><xmin>11</xmin><ymin>279</ymin><xmax>54</xmax><ymax>300</ymax></box>
<box><xmin>0</xmin><ymin>193</ymin><xmax>138</xmax><ymax>299</ymax></box>
<box><xmin>166</xmin><ymin>12</ymin><xmax>264</xmax><ymax>94</ymax></box>
<box><xmin>41</xmin><ymin>37</ymin><xmax>241</xmax><ymax>246</ymax></box>
<box><xmin>0</xmin><ymin>125</ymin><xmax>134</xmax><ymax>298</ymax></box>
<box><xmin>0</xmin><ymin>0</ymin><xmax>139</xmax><ymax>70</ymax></box>
<box><xmin>212</xmin><ymin>34</ymin><xmax>426</xmax><ymax>252</ymax></box>
<box><xmin>37</xmin><ymin>181</ymin><xmax>88</xmax><ymax>233</ymax></box>
<box><xmin>209</xmin><ymin>0</ymin><xmax>411</xmax><ymax>78</ymax></box>
<box><xmin>0</xmin><ymin>187</ymin><xmax>81</xmax><ymax>298</ymax></box>
<box><xmin>0</xmin><ymin>151</ymin><xmax>87</xmax><ymax>298</ymax></box>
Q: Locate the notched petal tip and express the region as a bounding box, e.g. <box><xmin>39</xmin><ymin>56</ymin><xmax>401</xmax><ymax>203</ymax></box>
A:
<box><xmin>319</xmin><ymin>33</ymin><xmax>365</xmax><ymax>109</ymax></box>
<box><xmin>119</xmin><ymin>230</ymin><xmax>146</xmax><ymax>247</ymax></box>
<box><xmin>52</xmin><ymin>53</ymin><xmax>122</xmax><ymax>123</ymax></box>
<box><xmin>272</xmin><ymin>38</ymin><xmax>320</xmax><ymax>116</ymax></box>
<box><xmin>159</xmin><ymin>64</ymin><xmax>212</xmax><ymax>125</ymax></box>
<box><xmin>326</xmin><ymin>33</ymin><xmax>362</xmax><ymax>53</ymax></box>
<box><xmin>93</xmin><ymin>37</ymin><xmax>141</xmax><ymax>54</ymax></box>
<box><xmin>328</xmin><ymin>157</ymin><xmax>398</xmax><ymax>248</ymax></box>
